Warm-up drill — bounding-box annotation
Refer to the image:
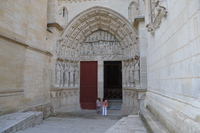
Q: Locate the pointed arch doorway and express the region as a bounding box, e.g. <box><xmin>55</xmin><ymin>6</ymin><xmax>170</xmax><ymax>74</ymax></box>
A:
<box><xmin>55</xmin><ymin>6</ymin><xmax>139</xmax><ymax>111</ymax></box>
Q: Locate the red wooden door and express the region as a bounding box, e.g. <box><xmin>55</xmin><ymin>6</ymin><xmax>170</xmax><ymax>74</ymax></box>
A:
<box><xmin>80</xmin><ymin>61</ymin><xmax>97</xmax><ymax>109</ymax></box>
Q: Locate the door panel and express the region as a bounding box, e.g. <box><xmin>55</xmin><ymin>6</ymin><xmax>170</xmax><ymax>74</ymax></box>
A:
<box><xmin>80</xmin><ymin>61</ymin><xmax>97</xmax><ymax>109</ymax></box>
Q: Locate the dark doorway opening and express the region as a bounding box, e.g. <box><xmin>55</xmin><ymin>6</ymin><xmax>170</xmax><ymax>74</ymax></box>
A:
<box><xmin>104</xmin><ymin>61</ymin><xmax>122</xmax><ymax>100</ymax></box>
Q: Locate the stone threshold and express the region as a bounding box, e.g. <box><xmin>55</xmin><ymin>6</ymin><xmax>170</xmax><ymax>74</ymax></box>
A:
<box><xmin>0</xmin><ymin>111</ymin><xmax>43</xmax><ymax>133</ymax></box>
<box><xmin>140</xmin><ymin>109</ymin><xmax>170</xmax><ymax>133</ymax></box>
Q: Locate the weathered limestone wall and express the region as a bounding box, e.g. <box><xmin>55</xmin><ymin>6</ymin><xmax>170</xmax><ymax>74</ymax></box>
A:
<box><xmin>0</xmin><ymin>37</ymin><xmax>26</xmax><ymax>114</ymax></box>
<box><xmin>145</xmin><ymin>0</ymin><xmax>200</xmax><ymax>132</ymax></box>
<box><xmin>0</xmin><ymin>0</ymin><xmax>53</xmax><ymax>117</ymax></box>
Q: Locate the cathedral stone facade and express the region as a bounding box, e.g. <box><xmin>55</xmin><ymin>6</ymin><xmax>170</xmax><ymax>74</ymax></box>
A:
<box><xmin>0</xmin><ymin>0</ymin><xmax>200</xmax><ymax>132</ymax></box>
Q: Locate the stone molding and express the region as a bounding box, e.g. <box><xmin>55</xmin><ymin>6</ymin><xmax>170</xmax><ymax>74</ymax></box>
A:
<box><xmin>47</xmin><ymin>22</ymin><xmax>64</xmax><ymax>30</ymax></box>
<box><xmin>60</xmin><ymin>0</ymin><xmax>102</xmax><ymax>3</ymax></box>
<box><xmin>133</xmin><ymin>16</ymin><xmax>145</xmax><ymax>27</ymax></box>
<box><xmin>0</xmin><ymin>89</ymin><xmax>24</xmax><ymax>97</ymax></box>
<box><xmin>0</xmin><ymin>33</ymin><xmax>28</xmax><ymax>47</ymax></box>
<box><xmin>146</xmin><ymin>0</ymin><xmax>167</xmax><ymax>34</ymax></box>
<box><xmin>26</xmin><ymin>46</ymin><xmax>53</xmax><ymax>56</ymax></box>
<box><xmin>123</xmin><ymin>88</ymin><xmax>146</xmax><ymax>92</ymax></box>
<box><xmin>0</xmin><ymin>33</ymin><xmax>53</xmax><ymax>57</ymax></box>
<box><xmin>50</xmin><ymin>88</ymin><xmax>79</xmax><ymax>98</ymax></box>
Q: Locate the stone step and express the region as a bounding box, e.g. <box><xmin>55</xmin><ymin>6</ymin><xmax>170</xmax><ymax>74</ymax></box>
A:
<box><xmin>140</xmin><ymin>109</ymin><xmax>170</xmax><ymax>133</ymax></box>
<box><xmin>107</xmin><ymin>100</ymin><xmax>122</xmax><ymax>110</ymax></box>
<box><xmin>0</xmin><ymin>111</ymin><xmax>43</xmax><ymax>133</ymax></box>
<box><xmin>105</xmin><ymin>115</ymin><xmax>148</xmax><ymax>133</ymax></box>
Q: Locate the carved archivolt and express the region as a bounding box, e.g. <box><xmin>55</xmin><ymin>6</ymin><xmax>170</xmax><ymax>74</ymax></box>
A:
<box><xmin>146</xmin><ymin>0</ymin><xmax>167</xmax><ymax>34</ymax></box>
<box><xmin>56</xmin><ymin>6</ymin><xmax>138</xmax><ymax>61</ymax></box>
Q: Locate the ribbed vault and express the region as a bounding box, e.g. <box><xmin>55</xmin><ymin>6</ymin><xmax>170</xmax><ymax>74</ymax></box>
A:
<box><xmin>57</xmin><ymin>6</ymin><xmax>138</xmax><ymax>60</ymax></box>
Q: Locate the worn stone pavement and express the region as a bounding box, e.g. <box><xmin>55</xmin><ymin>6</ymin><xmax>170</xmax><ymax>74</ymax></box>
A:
<box><xmin>17</xmin><ymin>110</ymin><xmax>148</xmax><ymax>133</ymax></box>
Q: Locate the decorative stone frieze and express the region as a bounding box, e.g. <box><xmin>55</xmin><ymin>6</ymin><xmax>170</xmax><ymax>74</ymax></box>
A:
<box><xmin>122</xmin><ymin>89</ymin><xmax>138</xmax><ymax>113</ymax></box>
<box><xmin>146</xmin><ymin>0</ymin><xmax>167</xmax><ymax>34</ymax></box>
<box><xmin>50</xmin><ymin>88</ymin><xmax>80</xmax><ymax>114</ymax></box>
<box><xmin>122</xmin><ymin>88</ymin><xmax>146</xmax><ymax>112</ymax></box>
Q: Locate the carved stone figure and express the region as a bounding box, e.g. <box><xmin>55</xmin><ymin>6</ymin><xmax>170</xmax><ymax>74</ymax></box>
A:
<box><xmin>146</xmin><ymin>0</ymin><xmax>167</xmax><ymax>34</ymax></box>
<box><xmin>134</xmin><ymin>60</ymin><xmax>140</xmax><ymax>87</ymax></box>
<box><xmin>74</xmin><ymin>63</ymin><xmax>79</xmax><ymax>87</ymax></box>
<box><xmin>60</xmin><ymin>63</ymin><xmax>64</xmax><ymax>87</ymax></box>
<box><xmin>130</xmin><ymin>61</ymin><xmax>135</xmax><ymax>87</ymax></box>
<box><xmin>64</xmin><ymin>62</ymin><xmax>70</xmax><ymax>87</ymax></box>
<box><xmin>69</xmin><ymin>62</ymin><xmax>74</xmax><ymax>87</ymax></box>
<box><xmin>122</xmin><ymin>62</ymin><xmax>126</xmax><ymax>87</ymax></box>
<box><xmin>55</xmin><ymin>62</ymin><xmax>61</xmax><ymax>87</ymax></box>
<box><xmin>125</xmin><ymin>62</ymin><xmax>130</xmax><ymax>87</ymax></box>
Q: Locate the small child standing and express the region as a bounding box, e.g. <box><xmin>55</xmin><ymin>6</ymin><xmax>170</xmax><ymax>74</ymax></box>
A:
<box><xmin>102</xmin><ymin>98</ymin><xmax>108</xmax><ymax>116</ymax></box>
<box><xmin>96</xmin><ymin>98</ymin><xmax>101</xmax><ymax>114</ymax></box>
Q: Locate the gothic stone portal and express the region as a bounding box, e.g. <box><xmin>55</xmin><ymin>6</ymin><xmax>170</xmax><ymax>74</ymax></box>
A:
<box><xmin>55</xmin><ymin>7</ymin><xmax>140</xmax><ymax>110</ymax></box>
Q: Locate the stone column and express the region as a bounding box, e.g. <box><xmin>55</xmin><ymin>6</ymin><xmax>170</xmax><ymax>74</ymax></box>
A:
<box><xmin>98</xmin><ymin>60</ymin><xmax>104</xmax><ymax>99</ymax></box>
<box><xmin>138</xmin><ymin>22</ymin><xmax>147</xmax><ymax>89</ymax></box>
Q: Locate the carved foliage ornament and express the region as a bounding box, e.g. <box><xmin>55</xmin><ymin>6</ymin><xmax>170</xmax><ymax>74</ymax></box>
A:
<box><xmin>146</xmin><ymin>0</ymin><xmax>167</xmax><ymax>34</ymax></box>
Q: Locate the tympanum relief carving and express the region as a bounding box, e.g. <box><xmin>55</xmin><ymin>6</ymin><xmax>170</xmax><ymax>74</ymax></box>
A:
<box><xmin>56</xmin><ymin>30</ymin><xmax>137</xmax><ymax>61</ymax></box>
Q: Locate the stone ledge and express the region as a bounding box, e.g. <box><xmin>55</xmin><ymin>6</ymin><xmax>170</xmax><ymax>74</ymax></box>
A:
<box><xmin>0</xmin><ymin>111</ymin><xmax>43</xmax><ymax>133</ymax></box>
<box><xmin>0</xmin><ymin>32</ymin><xmax>53</xmax><ymax>57</ymax></box>
<box><xmin>123</xmin><ymin>87</ymin><xmax>146</xmax><ymax>92</ymax></box>
<box><xmin>133</xmin><ymin>16</ymin><xmax>145</xmax><ymax>27</ymax></box>
<box><xmin>105</xmin><ymin>117</ymin><xmax>127</xmax><ymax>133</ymax></box>
<box><xmin>140</xmin><ymin>109</ymin><xmax>170</xmax><ymax>133</ymax></box>
<box><xmin>47</xmin><ymin>23</ymin><xmax>63</xmax><ymax>30</ymax></box>
<box><xmin>23</xmin><ymin>102</ymin><xmax>51</xmax><ymax>119</ymax></box>
<box><xmin>105</xmin><ymin>115</ymin><xmax>147</xmax><ymax>133</ymax></box>
<box><xmin>50</xmin><ymin>87</ymin><xmax>79</xmax><ymax>91</ymax></box>
<box><xmin>0</xmin><ymin>89</ymin><xmax>24</xmax><ymax>97</ymax></box>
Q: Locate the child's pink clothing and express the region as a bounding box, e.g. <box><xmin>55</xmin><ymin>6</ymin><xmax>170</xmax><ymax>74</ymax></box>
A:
<box><xmin>102</xmin><ymin>100</ymin><xmax>108</xmax><ymax>107</ymax></box>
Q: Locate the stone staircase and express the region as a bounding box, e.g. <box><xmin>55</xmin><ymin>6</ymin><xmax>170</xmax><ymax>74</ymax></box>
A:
<box><xmin>0</xmin><ymin>111</ymin><xmax>43</xmax><ymax>133</ymax></box>
<box><xmin>107</xmin><ymin>99</ymin><xmax>122</xmax><ymax>110</ymax></box>
<box><xmin>140</xmin><ymin>109</ymin><xmax>170</xmax><ymax>133</ymax></box>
